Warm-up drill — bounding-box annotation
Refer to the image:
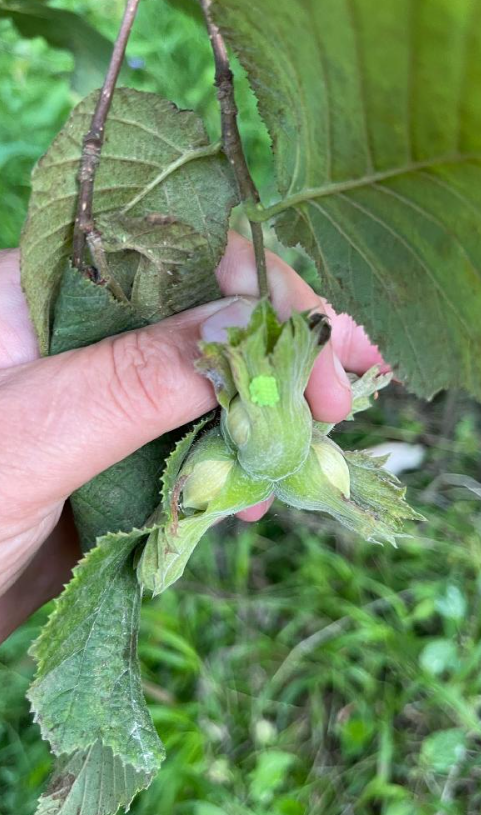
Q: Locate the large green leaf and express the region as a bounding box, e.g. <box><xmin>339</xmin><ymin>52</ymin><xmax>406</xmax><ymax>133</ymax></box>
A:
<box><xmin>213</xmin><ymin>0</ymin><xmax>481</xmax><ymax>398</ymax></box>
<box><xmin>21</xmin><ymin>87</ymin><xmax>237</xmax><ymax>354</ymax></box>
<box><xmin>28</xmin><ymin>530</ymin><xmax>165</xmax><ymax>815</ymax></box>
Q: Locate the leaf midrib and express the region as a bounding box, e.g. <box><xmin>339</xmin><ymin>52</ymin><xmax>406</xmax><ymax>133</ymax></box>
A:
<box><xmin>248</xmin><ymin>152</ymin><xmax>481</xmax><ymax>221</ymax></box>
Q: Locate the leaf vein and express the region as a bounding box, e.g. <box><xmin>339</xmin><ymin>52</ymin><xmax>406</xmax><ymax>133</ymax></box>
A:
<box><xmin>341</xmin><ymin>189</ymin><xmax>474</xmax><ymax>338</ymax></box>
<box><xmin>308</xmin><ymin>198</ymin><xmax>428</xmax><ymax>387</ymax></box>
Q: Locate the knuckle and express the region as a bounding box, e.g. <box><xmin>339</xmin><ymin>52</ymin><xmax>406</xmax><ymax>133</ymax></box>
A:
<box><xmin>105</xmin><ymin>329</ymin><xmax>186</xmax><ymax>423</ymax></box>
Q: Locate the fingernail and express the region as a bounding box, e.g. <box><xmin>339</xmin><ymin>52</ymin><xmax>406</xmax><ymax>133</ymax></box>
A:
<box><xmin>332</xmin><ymin>349</ymin><xmax>352</xmax><ymax>391</ymax></box>
<box><xmin>201</xmin><ymin>298</ymin><xmax>256</xmax><ymax>342</ymax></box>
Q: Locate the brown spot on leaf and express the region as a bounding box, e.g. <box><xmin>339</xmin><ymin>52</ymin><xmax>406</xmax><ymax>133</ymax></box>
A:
<box><xmin>145</xmin><ymin>213</ymin><xmax>178</xmax><ymax>226</ymax></box>
<box><xmin>47</xmin><ymin>771</ymin><xmax>76</xmax><ymax>800</ymax></box>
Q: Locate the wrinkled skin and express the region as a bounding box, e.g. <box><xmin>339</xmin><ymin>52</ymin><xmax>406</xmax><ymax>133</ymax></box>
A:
<box><xmin>0</xmin><ymin>232</ymin><xmax>386</xmax><ymax>641</ymax></box>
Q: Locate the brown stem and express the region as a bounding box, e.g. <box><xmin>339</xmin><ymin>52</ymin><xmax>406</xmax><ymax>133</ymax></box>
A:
<box><xmin>199</xmin><ymin>0</ymin><xmax>268</xmax><ymax>298</ymax></box>
<box><xmin>72</xmin><ymin>0</ymin><xmax>141</xmax><ymax>270</ymax></box>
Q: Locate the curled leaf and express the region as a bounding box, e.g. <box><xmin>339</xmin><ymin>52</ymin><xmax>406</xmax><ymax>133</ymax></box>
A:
<box><xmin>21</xmin><ymin>88</ymin><xmax>237</xmax><ymax>354</ymax></box>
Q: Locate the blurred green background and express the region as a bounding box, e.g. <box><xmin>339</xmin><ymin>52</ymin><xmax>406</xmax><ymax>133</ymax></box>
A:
<box><xmin>1</xmin><ymin>2</ymin><xmax>481</xmax><ymax>814</ymax></box>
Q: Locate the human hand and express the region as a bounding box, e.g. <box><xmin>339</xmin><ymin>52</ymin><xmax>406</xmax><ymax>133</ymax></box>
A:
<box><xmin>0</xmin><ymin>232</ymin><xmax>386</xmax><ymax>640</ymax></box>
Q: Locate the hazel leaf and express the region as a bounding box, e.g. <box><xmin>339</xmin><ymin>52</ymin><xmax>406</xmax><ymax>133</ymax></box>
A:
<box><xmin>21</xmin><ymin>87</ymin><xmax>237</xmax><ymax>354</ymax></box>
<box><xmin>28</xmin><ymin>529</ymin><xmax>165</xmax><ymax>815</ymax></box>
<box><xmin>34</xmin><ymin>742</ymin><xmax>150</xmax><ymax>815</ymax></box>
<box><xmin>213</xmin><ymin>0</ymin><xmax>481</xmax><ymax>399</ymax></box>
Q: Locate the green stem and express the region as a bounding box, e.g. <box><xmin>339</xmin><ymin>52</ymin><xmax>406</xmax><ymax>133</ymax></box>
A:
<box><xmin>250</xmin><ymin>222</ymin><xmax>268</xmax><ymax>297</ymax></box>
<box><xmin>244</xmin><ymin>152</ymin><xmax>480</xmax><ymax>223</ymax></box>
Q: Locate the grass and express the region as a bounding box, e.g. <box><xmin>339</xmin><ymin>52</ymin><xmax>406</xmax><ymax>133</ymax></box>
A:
<box><xmin>1</xmin><ymin>3</ymin><xmax>481</xmax><ymax>813</ymax></box>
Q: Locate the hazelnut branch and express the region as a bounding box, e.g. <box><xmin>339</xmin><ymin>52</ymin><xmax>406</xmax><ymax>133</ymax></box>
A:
<box><xmin>199</xmin><ymin>0</ymin><xmax>268</xmax><ymax>298</ymax></box>
<box><xmin>72</xmin><ymin>0</ymin><xmax>141</xmax><ymax>271</ymax></box>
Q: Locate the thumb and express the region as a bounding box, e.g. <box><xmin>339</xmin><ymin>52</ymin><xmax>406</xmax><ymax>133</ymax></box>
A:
<box><xmin>305</xmin><ymin>341</ymin><xmax>353</xmax><ymax>424</ymax></box>
<box><xmin>0</xmin><ymin>297</ymin><xmax>252</xmax><ymax>513</ymax></box>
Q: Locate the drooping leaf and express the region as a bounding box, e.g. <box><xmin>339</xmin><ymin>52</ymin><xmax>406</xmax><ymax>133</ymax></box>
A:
<box><xmin>0</xmin><ymin>0</ymin><xmax>120</xmax><ymax>95</ymax></box>
<box><xmin>70</xmin><ymin>438</ymin><xmax>170</xmax><ymax>552</ymax></box>
<box><xmin>28</xmin><ymin>530</ymin><xmax>165</xmax><ymax>815</ymax></box>
<box><xmin>212</xmin><ymin>0</ymin><xmax>481</xmax><ymax>399</ymax></box>
<box><xmin>21</xmin><ymin>87</ymin><xmax>237</xmax><ymax>354</ymax></box>
<box><xmin>28</xmin><ymin>530</ymin><xmax>163</xmax><ymax>768</ymax></box>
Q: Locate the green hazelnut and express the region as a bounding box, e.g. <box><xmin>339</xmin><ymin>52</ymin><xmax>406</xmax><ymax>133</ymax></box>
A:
<box><xmin>312</xmin><ymin>437</ymin><xmax>351</xmax><ymax>498</ymax></box>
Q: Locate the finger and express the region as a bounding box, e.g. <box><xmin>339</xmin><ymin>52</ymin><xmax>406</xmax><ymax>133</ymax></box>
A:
<box><xmin>326</xmin><ymin>311</ymin><xmax>389</xmax><ymax>375</ymax></box>
<box><xmin>0</xmin><ymin>505</ymin><xmax>63</xmax><ymax>594</ymax></box>
<box><xmin>305</xmin><ymin>342</ymin><xmax>352</xmax><ymax>423</ymax></box>
<box><xmin>0</xmin><ymin>249</ymin><xmax>39</xmax><ymax>369</ymax></box>
<box><xmin>217</xmin><ymin>233</ymin><xmax>387</xmax><ymax>370</ymax></box>
<box><xmin>217</xmin><ymin>232</ymin><xmax>388</xmax><ymax>369</ymax></box>
<box><xmin>0</xmin><ymin>504</ymin><xmax>80</xmax><ymax>644</ymax></box>
<box><xmin>236</xmin><ymin>496</ymin><xmax>275</xmax><ymax>522</ymax></box>
<box><xmin>216</xmin><ymin>231</ymin><xmax>320</xmax><ymax>317</ymax></box>
<box><xmin>0</xmin><ymin>297</ymin><xmax>247</xmax><ymax>517</ymax></box>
